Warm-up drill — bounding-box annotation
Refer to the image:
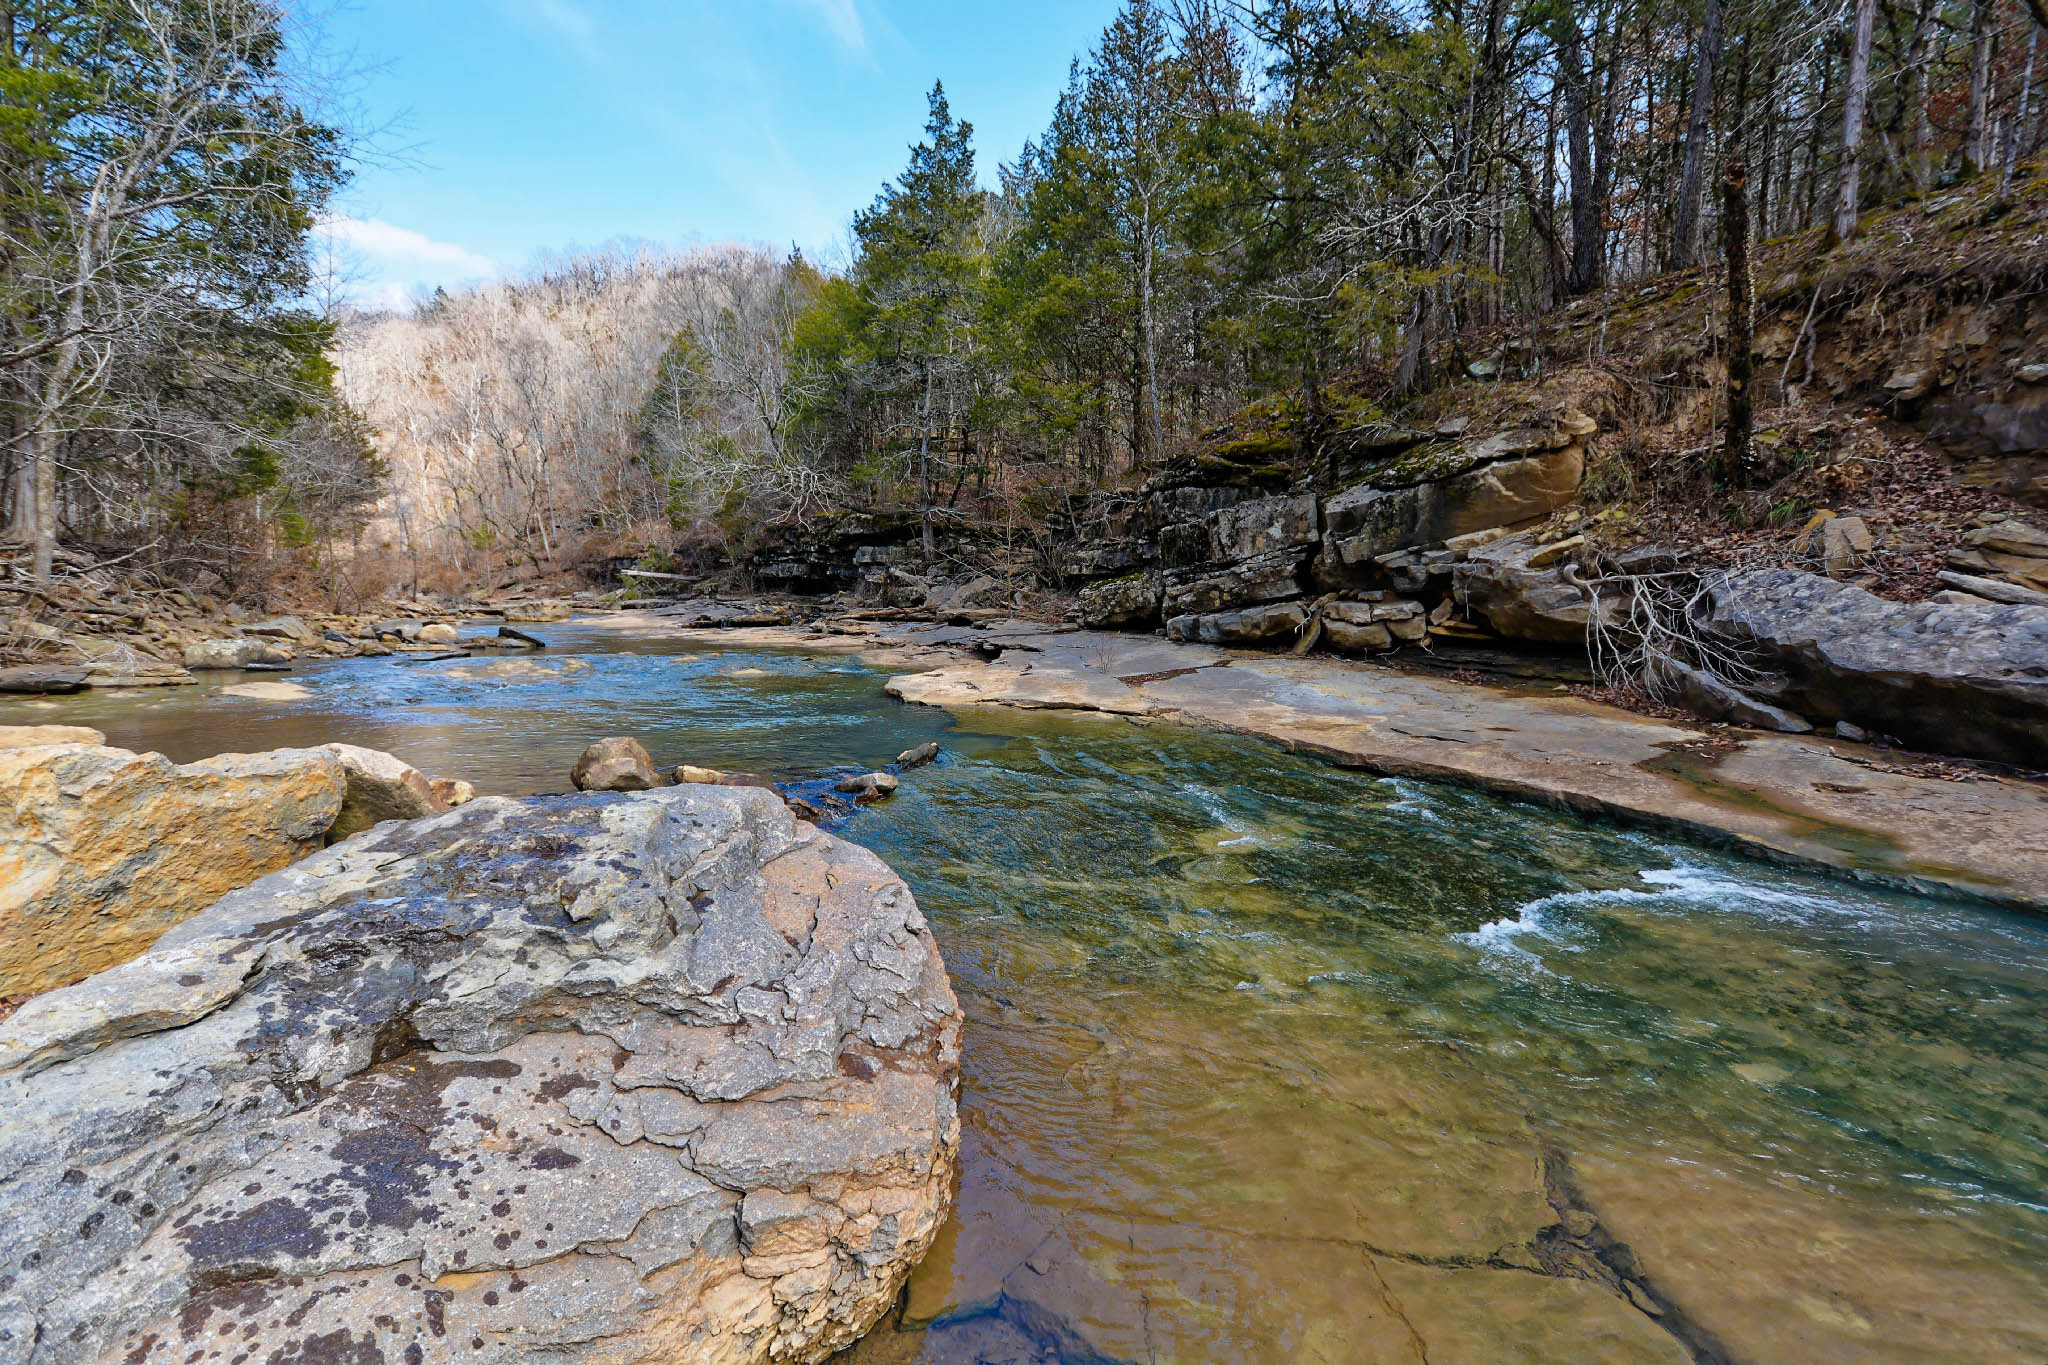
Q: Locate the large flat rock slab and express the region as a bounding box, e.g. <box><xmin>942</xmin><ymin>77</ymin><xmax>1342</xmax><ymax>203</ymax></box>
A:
<box><xmin>883</xmin><ymin>639</ymin><xmax>2048</xmax><ymax>911</ymax></box>
<box><xmin>0</xmin><ymin>786</ymin><xmax>961</xmax><ymax>1365</ymax></box>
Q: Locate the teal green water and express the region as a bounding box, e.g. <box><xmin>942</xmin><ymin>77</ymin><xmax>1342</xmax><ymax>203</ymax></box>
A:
<box><xmin>19</xmin><ymin>629</ymin><xmax>2048</xmax><ymax>1363</ymax></box>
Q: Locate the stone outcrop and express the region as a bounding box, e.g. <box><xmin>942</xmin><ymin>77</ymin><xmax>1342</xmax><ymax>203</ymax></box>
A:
<box><xmin>0</xmin><ymin>739</ymin><xmax>344</xmax><ymax>999</ymax></box>
<box><xmin>1166</xmin><ymin>599</ymin><xmax>1308</xmax><ymax>645</ymax></box>
<box><xmin>0</xmin><ymin>785</ymin><xmax>962</xmax><ymax>1364</ymax></box>
<box><xmin>1321</xmin><ymin>423</ymin><xmax>1588</xmax><ymax>571</ymax></box>
<box><xmin>573</xmin><ymin>736</ymin><xmax>662</xmax><ymax>791</ymax></box>
<box><xmin>1452</xmin><ymin>534</ymin><xmax>1608</xmax><ymax>644</ymax></box>
<box><xmin>322</xmin><ymin>742</ymin><xmax>449</xmax><ymax>839</ymax></box>
<box><xmin>1707</xmin><ymin>569</ymin><xmax>2048</xmax><ymax>764</ymax></box>
<box><xmin>1076</xmin><ymin>572</ymin><xmax>1163</xmax><ymax>629</ymax></box>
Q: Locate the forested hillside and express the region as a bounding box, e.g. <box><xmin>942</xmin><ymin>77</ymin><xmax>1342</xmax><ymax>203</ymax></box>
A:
<box><xmin>7</xmin><ymin>0</ymin><xmax>2047</xmax><ymax>601</ymax></box>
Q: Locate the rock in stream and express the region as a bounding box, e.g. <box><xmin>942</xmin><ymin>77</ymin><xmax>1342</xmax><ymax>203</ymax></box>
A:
<box><xmin>0</xmin><ymin>785</ymin><xmax>962</xmax><ymax>1364</ymax></box>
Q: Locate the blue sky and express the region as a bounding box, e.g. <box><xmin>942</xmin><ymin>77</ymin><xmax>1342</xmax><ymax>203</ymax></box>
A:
<box><xmin>315</xmin><ymin>0</ymin><xmax>1123</xmax><ymax>309</ymax></box>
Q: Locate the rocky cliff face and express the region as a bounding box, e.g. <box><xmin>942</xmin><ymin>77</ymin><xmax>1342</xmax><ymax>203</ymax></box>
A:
<box><xmin>0</xmin><ymin>786</ymin><xmax>962</xmax><ymax>1365</ymax></box>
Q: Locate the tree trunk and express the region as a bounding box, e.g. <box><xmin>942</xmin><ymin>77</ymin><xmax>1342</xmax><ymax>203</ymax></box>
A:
<box><xmin>2002</xmin><ymin>25</ymin><xmax>2041</xmax><ymax>194</ymax></box>
<box><xmin>1563</xmin><ymin>23</ymin><xmax>1601</xmax><ymax>294</ymax></box>
<box><xmin>1139</xmin><ymin>199</ymin><xmax>1164</xmax><ymax>462</ymax></box>
<box><xmin>1968</xmin><ymin>0</ymin><xmax>1997</xmax><ymax>174</ymax></box>
<box><xmin>1834</xmin><ymin>0</ymin><xmax>1878</xmax><ymax>242</ymax></box>
<box><xmin>1670</xmin><ymin>0</ymin><xmax>1727</xmax><ymax>270</ymax></box>
<box><xmin>1722</xmin><ymin>159</ymin><xmax>1755</xmax><ymax>486</ymax></box>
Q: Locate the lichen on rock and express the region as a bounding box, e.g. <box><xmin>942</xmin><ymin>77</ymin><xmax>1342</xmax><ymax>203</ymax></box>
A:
<box><xmin>0</xmin><ymin>785</ymin><xmax>962</xmax><ymax>1364</ymax></box>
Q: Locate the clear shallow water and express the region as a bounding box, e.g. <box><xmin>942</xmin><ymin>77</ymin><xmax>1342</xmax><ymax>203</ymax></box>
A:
<box><xmin>14</xmin><ymin>628</ymin><xmax>2048</xmax><ymax>1363</ymax></box>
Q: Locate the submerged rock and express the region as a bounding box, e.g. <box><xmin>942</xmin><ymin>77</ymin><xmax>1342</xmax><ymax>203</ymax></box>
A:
<box><xmin>572</xmin><ymin>736</ymin><xmax>661</xmax><ymax>791</ymax></box>
<box><xmin>1708</xmin><ymin>569</ymin><xmax>2048</xmax><ymax>764</ymax></box>
<box><xmin>895</xmin><ymin>742</ymin><xmax>940</xmax><ymax>770</ymax></box>
<box><xmin>0</xmin><ymin>740</ymin><xmax>344</xmax><ymax>999</ymax></box>
<box><xmin>0</xmin><ymin>786</ymin><xmax>961</xmax><ymax>1364</ymax></box>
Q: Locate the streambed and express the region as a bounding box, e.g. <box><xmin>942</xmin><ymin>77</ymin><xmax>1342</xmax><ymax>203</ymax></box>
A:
<box><xmin>20</xmin><ymin>626</ymin><xmax>2048</xmax><ymax>1363</ymax></box>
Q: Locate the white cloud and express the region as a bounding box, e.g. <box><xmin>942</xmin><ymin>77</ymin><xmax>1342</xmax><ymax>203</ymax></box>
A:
<box><xmin>319</xmin><ymin>216</ymin><xmax>497</xmax><ymax>276</ymax></box>
<box><xmin>785</xmin><ymin>0</ymin><xmax>866</xmax><ymax>53</ymax></box>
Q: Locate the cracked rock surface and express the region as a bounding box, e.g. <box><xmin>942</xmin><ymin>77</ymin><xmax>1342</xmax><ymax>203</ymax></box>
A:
<box><xmin>0</xmin><ymin>786</ymin><xmax>962</xmax><ymax>1364</ymax></box>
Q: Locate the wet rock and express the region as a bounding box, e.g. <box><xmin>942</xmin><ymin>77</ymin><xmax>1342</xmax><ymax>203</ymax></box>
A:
<box><xmin>322</xmin><ymin>743</ymin><xmax>449</xmax><ymax>840</ymax></box>
<box><xmin>1708</xmin><ymin>569</ymin><xmax>2048</xmax><ymax>764</ymax></box>
<box><xmin>896</xmin><ymin>742</ymin><xmax>940</xmax><ymax>770</ymax></box>
<box><xmin>0</xmin><ymin>742</ymin><xmax>344</xmax><ymax>998</ymax></box>
<box><xmin>496</xmin><ymin>624</ymin><xmax>547</xmax><ymax>649</ymax></box>
<box><xmin>1078</xmin><ymin>571</ymin><xmax>1164</xmax><ymax>630</ymax></box>
<box><xmin>571</xmin><ymin>737</ymin><xmax>661</xmax><ymax>792</ymax></box>
<box><xmin>0</xmin><ymin>666</ymin><xmax>89</xmax><ymax>694</ymax></box>
<box><xmin>1643</xmin><ymin>655</ymin><xmax>1812</xmax><ymax>733</ymax></box>
<box><xmin>834</xmin><ymin>772</ymin><xmax>900</xmax><ymax>798</ymax></box>
<box><xmin>0</xmin><ymin>786</ymin><xmax>962</xmax><ymax>1365</ymax></box>
<box><xmin>221</xmin><ymin>680</ymin><xmax>309</xmax><ymax>702</ymax></box>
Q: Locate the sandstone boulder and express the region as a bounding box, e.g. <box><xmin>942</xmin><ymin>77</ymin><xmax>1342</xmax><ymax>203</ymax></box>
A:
<box><xmin>1707</xmin><ymin>569</ymin><xmax>2048</xmax><ymax>764</ymax></box>
<box><xmin>241</xmin><ymin>615</ymin><xmax>316</xmax><ymax>644</ymax></box>
<box><xmin>504</xmin><ymin>599</ymin><xmax>574</xmax><ymax>622</ymax></box>
<box><xmin>572</xmin><ymin>737</ymin><xmax>662</xmax><ymax>791</ymax></box>
<box><xmin>180</xmin><ymin>637</ymin><xmax>269</xmax><ymax>669</ymax></box>
<box><xmin>1077</xmin><ymin>571</ymin><xmax>1164</xmax><ymax>629</ymax></box>
<box><xmin>0</xmin><ymin>742</ymin><xmax>344</xmax><ymax>999</ymax></box>
<box><xmin>0</xmin><ymin>725</ymin><xmax>104</xmax><ymax>750</ymax></box>
<box><xmin>1452</xmin><ymin>535</ymin><xmax>1609</xmax><ymax>644</ymax></box>
<box><xmin>430</xmin><ymin>777</ymin><xmax>479</xmax><ymax>807</ymax></box>
<box><xmin>419</xmin><ymin>621</ymin><xmax>462</xmax><ymax>645</ymax></box>
<box><xmin>321</xmin><ymin>742</ymin><xmax>449</xmax><ymax>840</ymax></box>
<box><xmin>1321</xmin><ymin>436</ymin><xmax>1585</xmax><ymax>568</ymax></box>
<box><xmin>0</xmin><ymin>786</ymin><xmax>961</xmax><ymax>1364</ymax></box>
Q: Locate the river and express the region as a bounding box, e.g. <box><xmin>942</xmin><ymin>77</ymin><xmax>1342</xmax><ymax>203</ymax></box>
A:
<box><xmin>23</xmin><ymin>624</ymin><xmax>2048</xmax><ymax>1363</ymax></box>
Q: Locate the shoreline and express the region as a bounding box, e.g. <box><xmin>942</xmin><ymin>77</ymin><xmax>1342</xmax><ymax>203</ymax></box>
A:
<box><xmin>591</xmin><ymin>610</ymin><xmax>2048</xmax><ymax>914</ymax></box>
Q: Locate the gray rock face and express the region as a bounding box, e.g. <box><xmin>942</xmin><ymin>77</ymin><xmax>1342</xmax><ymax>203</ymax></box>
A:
<box><xmin>1165</xmin><ymin>600</ymin><xmax>1308</xmax><ymax>645</ymax></box>
<box><xmin>1210</xmin><ymin>494</ymin><xmax>1319</xmax><ymax>561</ymax></box>
<box><xmin>1643</xmin><ymin>654</ymin><xmax>1812</xmax><ymax>733</ymax></box>
<box><xmin>0</xmin><ymin>787</ymin><xmax>962</xmax><ymax>1365</ymax></box>
<box><xmin>1707</xmin><ymin>569</ymin><xmax>2048</xmax><ymax>764</ymax></box>
<box><xmin>180</xmin><ymin>637</ymin><xmax>272</xmax><ymax>670</ymax></box>
<box><xmin>1452</xmin><ymin>535</ymin><xmax>1609</xmax><ymax>644</ymax></box>
<box><xmin>1077</xmin><ymin>572</ymin><xmax>1164</xmax><ymax>630</ymax></box>
<box><xmin>1162</xmin><ymin>549</ymin><xmax>1304</xmax><ymax>617</ymax></box>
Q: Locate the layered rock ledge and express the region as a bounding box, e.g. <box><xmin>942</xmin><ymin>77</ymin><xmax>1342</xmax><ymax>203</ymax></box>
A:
<box><xmin>0</xmin><ymin>785</ymin><xmax>962</xmax><ymax>1364</ymax></box>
